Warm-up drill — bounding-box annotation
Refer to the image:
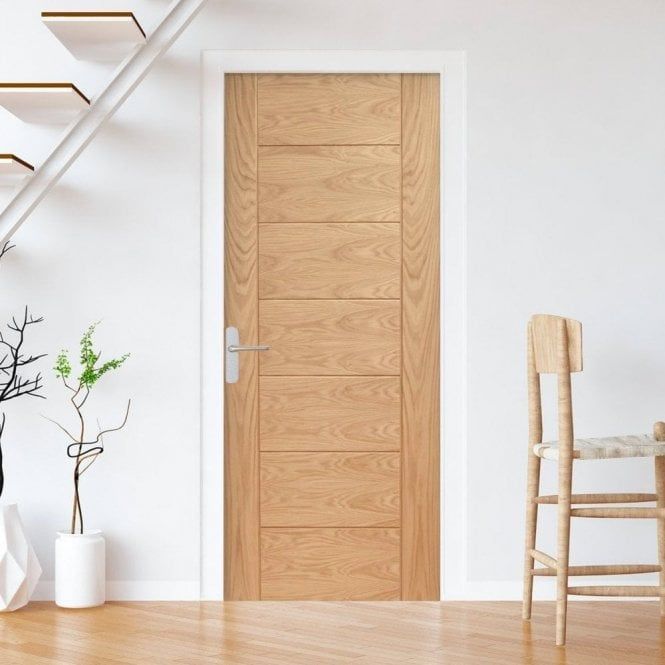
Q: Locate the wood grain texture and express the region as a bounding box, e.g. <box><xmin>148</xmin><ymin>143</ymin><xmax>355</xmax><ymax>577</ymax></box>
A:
<box><xmin>530</xmin><ymin>314</ymin><xmax>583</xmax><ymax>374</ymax></box>
<box><xmin>260</xmin><ymin>528</ymin><xmax>400</xmax><ymax>600</ymax></box>
<box><xmin>259</xmin><ymin>299</ymin><xmax>401</xmax><ymax>375</ymax></box>
<box><xmin>259</xmin><ymin>223</ymin><xmax>401</xmax><ymax>299</ymax></box>
<box><xmin>260</xmin><ymin>452</ymin><xmax>400</xmax><ymax>527</ymax></box>
<box><xmin>568</xmin><ymin>586</ymin><xmax>664</xmax><ymax>597</ymax></box>
<box><xmin>570</xmin><ymin>507</ymin><xmax>665</xmax><ymax>518</ymax></box>
<box><xmin>223</xmin><ymin>74</ymin><xmax>260</xmax><ymax>600</ymax></box>
<box><xmin>260</xmin><ymin>376</ymin><xmax>401</xmax><ymax>451</ymax></box>
<box><xmin>535</xmin><ymin>493</ymin><xmax>657</xmax><ymax>504</ymax></box>
<box><xmin>530</xmin><ymin>549</ymin><xmax>557</xmax><ymax>568</ymax></box>
<box><xmin>401</xmin><ymin>74</ymin><xmax>440</xmax><ymax>600</ymax></box>
<box><xmin>656</xmin><ymin>456</ymin><xmax>665</xmax><ymax>614</ymax></box>
<box><xmin>555</xmin><ymin>319</ymin><xmax>574</xmax><ymax>645</ymax></box>
<box><xmin>258</xmin><ymin>145</ymin><xmax>401</xmax><ymax>222</ymax></box>
<box><xmin>224</xmin><ymin>73</ymin><xmax>442</xmax><ymax>601</ymax></box>
<box><xmin>532</xmin><ymin>564</ymin><xmax>662</xmax><ymax>576</ymax></box>
<box><xmin>523</xmin><ymin>322</ymin><xmax>542</xmax><ymax>619</ymax></box>
<box><xmin>257</xmin><ymin>73</ymin><xmax>401</xmax><ymax>145</ymax></box>
<box><xmin>6</xmin><ymin>601</ymin><xmax>665</xmax><ymax>664</ymax></box>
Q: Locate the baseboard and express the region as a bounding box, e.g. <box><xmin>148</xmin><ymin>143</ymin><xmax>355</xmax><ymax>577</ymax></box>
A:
<box><xmin>33</xmin><ymin>580</ymin><xmax>200</xmax><ymax>601</ymax></box>
<box><xmin>32</xmin><ymin>578</ymin><xmax>658</xmax><ymax>602</ymax></box>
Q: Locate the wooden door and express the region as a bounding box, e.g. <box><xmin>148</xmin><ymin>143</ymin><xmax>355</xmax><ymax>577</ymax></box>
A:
<box><xmin>224</xmin><ymin>73</ymin><xmax>439</xmax><ymax>600</ymax></box>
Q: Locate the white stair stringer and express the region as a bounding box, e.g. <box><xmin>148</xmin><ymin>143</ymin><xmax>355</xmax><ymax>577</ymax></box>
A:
<box><xmin>0</xmin><ymin>0</ymin><xmax>208</xmax><ymax>244</ymax></box>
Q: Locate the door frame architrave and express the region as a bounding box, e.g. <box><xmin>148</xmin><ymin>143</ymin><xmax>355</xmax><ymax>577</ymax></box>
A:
<box><xmin>200</xmin><ymin>50</ymin><xmax>467</xmax><ymax>600</ymax></box>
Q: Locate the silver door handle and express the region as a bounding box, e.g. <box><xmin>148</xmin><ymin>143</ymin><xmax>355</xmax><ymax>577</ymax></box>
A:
<box><xmin>225</xmin><ymin>327</ymin><xmax>270</xmax><ymax>384</ymax></box>
<box><xmin>227</xmin><ymin>344</ymin><xmax>270</xmax><ymax>352</ymax></box>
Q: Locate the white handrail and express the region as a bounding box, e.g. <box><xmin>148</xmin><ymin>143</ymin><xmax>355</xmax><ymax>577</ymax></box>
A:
<box><xmin>0</xmin><ymin>0</ymin><xmax>208</xmax><ymax>244</ymax></box>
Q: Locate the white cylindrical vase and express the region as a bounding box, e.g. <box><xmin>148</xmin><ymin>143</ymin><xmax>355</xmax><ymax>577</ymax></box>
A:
<box><xmin>55</xmin><ymin>530</ymin><xmax>105</xmax><ymax>608</ymax></box>
<box><xmin>0</xmin><ymin>503</ymin><xmax>42</xmax><ymax>612</ymax></box>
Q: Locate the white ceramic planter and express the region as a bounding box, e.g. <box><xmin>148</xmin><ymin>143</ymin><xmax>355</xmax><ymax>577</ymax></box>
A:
<box><xmin>0</xmin><ymin>503</ymin><xmax>42</xmax><ymax>612</ymax></box>
<box><xmin>55</xmin><ymin>530</ymin><xmax>105</xmax><ymax>608</ymax></box>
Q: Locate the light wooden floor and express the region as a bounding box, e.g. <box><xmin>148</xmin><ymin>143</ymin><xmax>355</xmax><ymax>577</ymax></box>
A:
<box><xmin>1</xmin><ymin>601</ymin><xmax>664</xmax><ymax>664</ymax></box>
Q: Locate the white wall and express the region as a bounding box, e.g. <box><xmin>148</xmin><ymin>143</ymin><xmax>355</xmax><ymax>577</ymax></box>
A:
<box><xmin>1</xmin><ymin>0</ymin><xmax>665</xmax><ymax>599</ymax></box>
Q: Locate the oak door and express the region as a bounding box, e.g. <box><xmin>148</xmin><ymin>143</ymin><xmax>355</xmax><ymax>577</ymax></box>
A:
<box><xmin>224</xmin><ymin>73</ymin><xmax>439</xmax><ymax>600</ymax></box>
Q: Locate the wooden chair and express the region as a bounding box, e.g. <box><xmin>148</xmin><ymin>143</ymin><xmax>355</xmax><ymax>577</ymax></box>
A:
<box><xmin>522</xmin><ymin>314</ymin><xmax>665</xmax><ymax>645</ymax></box>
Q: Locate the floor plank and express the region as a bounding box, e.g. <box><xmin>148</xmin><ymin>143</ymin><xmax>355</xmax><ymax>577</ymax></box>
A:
<box><xmin>0</xmin><ymin>601</ymin><xmax>664</xmax><ymax>664</ymax></box>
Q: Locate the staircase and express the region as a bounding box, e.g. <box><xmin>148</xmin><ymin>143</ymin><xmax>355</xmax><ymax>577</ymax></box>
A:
<box><xmin>0</xmin><ymin>1</ymin><xmax>207</xmax><ymax>244</ymax></box>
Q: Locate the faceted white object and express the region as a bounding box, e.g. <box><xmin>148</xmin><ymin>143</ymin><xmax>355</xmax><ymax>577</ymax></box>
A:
<box><xmin>55</xmin><ymin>530</ymin><xmax>105</xmax><ymax>608</ymax></box>
<box><xmin>0</xmin><ymin>504</ymin><xmax>42</xmax><ymax>612</ymax></box>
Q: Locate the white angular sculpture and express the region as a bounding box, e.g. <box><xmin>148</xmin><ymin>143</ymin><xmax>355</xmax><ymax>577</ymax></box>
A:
<box><xmin>0</xmin><ymin>504</ymin><xmax>41</xmax><ymax>611</ymax></box>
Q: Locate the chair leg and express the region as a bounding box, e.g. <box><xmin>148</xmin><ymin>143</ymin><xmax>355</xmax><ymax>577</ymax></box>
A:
<box><xmin>522</xmin><ymin>453</ymin><xmax>541</xmax><ymax>619</ymax></box>
<box><xmin>556</xmin><ymin>455</ymin><xmax>573</xmax><ymax>646</ymax></box>
<box><xmin>655</xmin><ymin>456</ymin><xmax>665</xmax><ymax>615</ymax></box>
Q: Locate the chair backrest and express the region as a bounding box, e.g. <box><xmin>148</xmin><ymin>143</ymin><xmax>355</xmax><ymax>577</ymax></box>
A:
<box><xmin>527</xmin><ymin>314</ymin><xmax>582</xmax><ymax>457</ymax></box>
<box><xmin>529</xmin><ymin>314</ymin><xmax>583</xmax><ymax>374</ymax></box>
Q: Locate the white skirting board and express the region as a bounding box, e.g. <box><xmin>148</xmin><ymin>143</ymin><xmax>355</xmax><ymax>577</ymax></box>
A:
<box><xmin>33</xmin><ymin>580</ymin><xmax>200</xmax><ymax>601</ymax></box>
<box><xmin>30</xmin><ymin>579</ymin><xmax>659</xmax><ymax>601</ymax></box>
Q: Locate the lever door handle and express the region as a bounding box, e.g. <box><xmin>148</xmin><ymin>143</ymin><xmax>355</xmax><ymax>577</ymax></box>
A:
<box><xmin>227</xmin><ymin>344</ymin><xmax>270</xmax><ymax>352</ymax></box>
<box><xmin>225</xmin><ymin>327</ymin><xmax>270</xmax><ymax>384</ymax></box>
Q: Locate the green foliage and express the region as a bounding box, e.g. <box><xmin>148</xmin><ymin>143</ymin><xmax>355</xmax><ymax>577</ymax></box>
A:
<box><xmin>54</xmin><ymin>351</ymin><xmax>72</xmax><ymax>380</ymax></box>
<box><xmin>54</xmin><ymin>322</ymin><xmax>130</xmax><ymax>389</ymax></box>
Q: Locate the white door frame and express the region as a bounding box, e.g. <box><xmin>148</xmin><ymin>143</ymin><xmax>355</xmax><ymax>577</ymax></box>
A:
<box><xmin>200</xmin><ymin>50</ymin><xmax>467</xmax><ymax>600</ymax></box>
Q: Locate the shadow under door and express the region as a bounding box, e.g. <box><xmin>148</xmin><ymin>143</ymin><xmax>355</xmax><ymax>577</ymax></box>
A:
<box><xmin>224</xmin><ymin>73</ymin><xmax>440</xmax><ymax>600</ymax></box>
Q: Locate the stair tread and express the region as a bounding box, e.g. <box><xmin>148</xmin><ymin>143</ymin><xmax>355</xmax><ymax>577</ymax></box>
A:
<box><xmin>0</xmin><ymin>83</ymin><xmax>90</xmax><ymax>104</ymax></box>
<box><xmin>41</xmin><ymin>11</ymin><xmax>146</xmax><ymax>37</ymax></box>
<box><xmin>0</xmin><ymin>84</ymin><xmax>90</xmax><ymax>124</ymax></box>
<box><xmin>0</xmin><ymin>154</ymin><xmax>34</xmax><ymax>169</ymax></box>
<box><xmin>42</xmin><ymin>11</ymin><xmax>146</xmax><ymax>62</ymax></box>
<box><xmin>0</xmin><ymin>155</ymin><xmax>34</xmax><ymax>184</ymax></box>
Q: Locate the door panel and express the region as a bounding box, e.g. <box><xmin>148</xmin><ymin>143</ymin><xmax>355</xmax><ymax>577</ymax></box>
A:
<box><xmin>223</xmin><ymin>74</ymin><xmax>260</xmax><ymax>600</ymax></box>
<box><xmin>261</xmin><ymin>528</ymin><xmax>401</xmax><ymax>600</ymax></box>
<box><xmin>258</xmin><ymin>223</ymin><xmax>401</xmax><ymax>300</ymax></box>
<box><xmin>259</xmin><ymin>376</ymin><xmax>401</xmax><ymax>452</ymax></box>
<box><xmin>257</xmin><ymin>73</ymin><xmax>401</xmax><ymax>145</ymax></box>
<box><xmin>259</xmin><ymin>300</ymin><xmax>401</xmax><ymax>376</ymax></box>
<box><xmin>225</xmin><ymin>73</ymin><xmax>440</xmax><ymax>601</ymax></box>
<box><xmin>258</xmin><ymin>145</ymin><xmax>401</xmax><ymax>222</ymax></box>
<box><xmin>260</xmin><ymin>452</ymin><xmax>400</xmax><ymax>527</ymax></box>
<box><xmin>401</xmin><ymin>75</ymin><xmax>441</xmax><ymax>599</ymax></box>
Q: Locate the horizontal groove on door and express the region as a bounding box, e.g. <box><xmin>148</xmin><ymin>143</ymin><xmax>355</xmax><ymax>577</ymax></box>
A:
<box><xmin>257</xmin><ymin>73</ymin><xmax>401</xmax><ymax>146</ymax></box>
<box><xmin>259</xmin><ymin>223</ymin><xmax>401</xmax><ymax>299</ymax></box>
<box><xmin>260</xmin><ymin>376</ymin><xmax>401</xmax><ymax>451</ymax></box>
<box><xmin>258</xmin><ymin>374</ymin><xmax>400</xmax><ymax>378</ymax></box>
<box><xmin>259</xmin><ymin>143</ymin><xmax>400</xmax><ymax>147</ymax></box>
<box><xmin>260</xmin><ymin>528</ymin><xmax>401</xmax><ymax>600</ymax></box>
<box><xmin>259</xmin><ymin>300</ymin><xmax>401</xmax><ymax>376</ymax></box>
<box><xmin>261</xmin><ymin>452</ymin><xmax>400</xmax><ymax>527</ymax></box>
<box><xmin>259</xmin><ymin>298</ymin><xmax>401</xmax><ymax>302</ymax></box>
<box><xmin>258</xmin><ymin>145</ymin><xmax>401</xmax><ymax>223</ymax></box>
<box><xmin>260</xmin><ymin>298</ymin><xmax>401</xmax><ymax>303</ymax></box>
<box><xmin>258</xmin><ymin>220</ymin><xmax>400</xmax><ymax>224</ymax></box>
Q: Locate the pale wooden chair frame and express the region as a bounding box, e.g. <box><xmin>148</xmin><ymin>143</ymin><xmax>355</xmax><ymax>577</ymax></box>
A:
<box><xmin>522</xmin><ymin>314</ymin><xmax>665</xmax><ymax>646</ymax></box>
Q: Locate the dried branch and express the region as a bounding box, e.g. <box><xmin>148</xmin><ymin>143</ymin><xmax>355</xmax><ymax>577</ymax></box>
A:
<box><xmin>0</xmin><ymin>242</ymin><xmax>14</xmax><ymax>264</ymax></box>
<box><xmin>78</xmin><ymin>452</ymin><xmax>101</xmax><ymax>477</ymax></box>
<box><xmin>0</xmin><ymin>246</ymin><xmax>45</xmax><ymax>499</ymax></box>
<box><xmin>41</xmin><ymin>414</ymin><xmax>78</xmax><ymax>443</ymax></box>
<box><xmin>67</xmin><ymin>442</ymin><xmax>104</xmax><ymax>460</ymax></box>
<box><xmin>74</xmin><ymin>400</ymin><xmax>131</xmax><ymax>448</ymax></box>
